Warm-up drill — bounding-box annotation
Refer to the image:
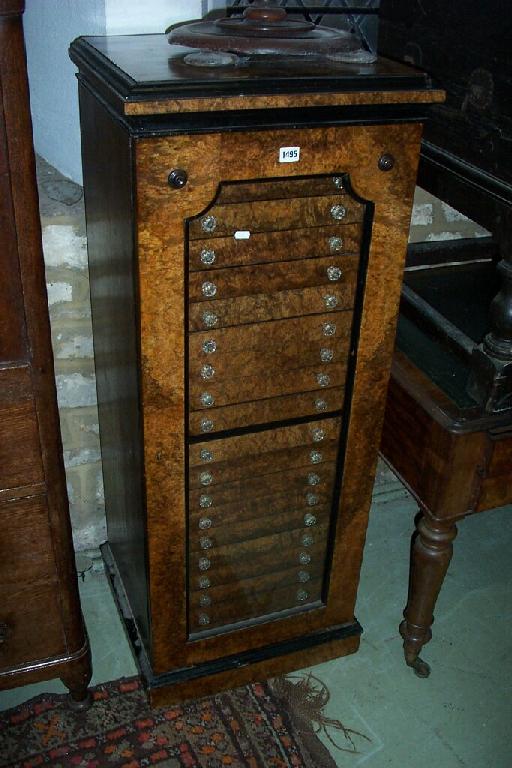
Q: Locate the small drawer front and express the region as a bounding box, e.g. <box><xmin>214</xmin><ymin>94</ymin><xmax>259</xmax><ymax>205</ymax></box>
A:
<box><xmin>0</xmin><ymin>496</ymin><xmax>57</xmax><ymax>586</ymax></box>
<box><xmin>0</xmin><ymin>367</ymin><xmax>44</xmax><ymax>493</ymax></box>
<box><xmin>189</xmin><ymin>464</ymin><xmax>334</xmax><ymax>510</ymax></box>
<box><xmin>188</xmin><ymin>195</ymin><xmax>364</xmax><ymax>239</ymax></box>
<box><xmin>189</xmin><ymin>418</ymin><xmax>340</xmax><ymax>468</ymax></box>
<box><xmin>189</xmin><ymin>254</ymin><xmax>357</xmax><ymax>304</ymax></box>
<box><xmin>189</xmin><ymin>311</ymin><xmax>352</xmax><ymax>363</ymax></box>
<box><xmin>189</xmin><ymin>284</ymin><xmax>355</xmax><ymax>332</ymax></box>
<box><xmin>189</xmin><ymin>578</ymin><xmax>323</xmax><ymax>633</ymax></box>
<box><xmin>189</xmin><ymin>503</ymin><xmax>331</xmax><ymax>550</ymax></box>
<box><xmin>189</xmin><ymin>388</ymin><xmax>345</xmax><ymax>435</ymax></box>
<box><xmin>189</xmin><ymin>224</ymin><xmax>361</xmax><ymax>271</ymax></box>
<box><xmin>190</xmin><ymin>362</ymin><xmax>346</xmax><ymax>411</ymax></box>
<box><xmin>217</xmin><ymin>176</ymin><xmax>347</xmax><ymax>203</ymax></box>
<box><xmin>0</xmin><ymin>582</ymin><xmax>66</xmax><ymax>671</ymax></box>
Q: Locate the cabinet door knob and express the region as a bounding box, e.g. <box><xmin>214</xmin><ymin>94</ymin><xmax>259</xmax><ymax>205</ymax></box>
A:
<box><xmin>168</xmin><ymin>168</ymin><xmax>188</xmax><ymax>188</ymax></box>
<box><xmin>378</xmin><ymin>154</ymin><xmax>395</xmax><ymax>172</ymax></box>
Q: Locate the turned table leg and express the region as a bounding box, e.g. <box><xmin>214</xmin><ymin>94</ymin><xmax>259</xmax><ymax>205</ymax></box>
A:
<box><xmin>400</xmin><ymin>510</ymin><xmax>457</xmax><ymax>678</ymax></box>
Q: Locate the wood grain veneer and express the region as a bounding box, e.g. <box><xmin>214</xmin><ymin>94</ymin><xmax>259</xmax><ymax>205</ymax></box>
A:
<box><xmin>74</xmin><ymin>30</ymin><xmax>436</xmax><ymax>702</ymax></box>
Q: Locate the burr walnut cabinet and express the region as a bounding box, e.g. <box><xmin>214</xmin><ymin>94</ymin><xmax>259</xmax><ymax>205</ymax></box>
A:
<box><xmin>70</xmin><ymin>32</ymin><xmax>443</xmax><ymax>704</ymax></box>
<box><xmin>0</xmin><ymin>0</ymin><xmax>91</xmax><ymax>705</ymax></box>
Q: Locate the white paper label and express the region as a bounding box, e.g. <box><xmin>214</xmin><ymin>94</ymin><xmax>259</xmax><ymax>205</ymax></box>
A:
<box><xmin>234</xmin><ymin>230</ymin><xmax>251</xmax><ymax>240</ymax></box>
<box><xmin>279</xmin><ymin>146</ymin><xmax>300</xmax><ymax>163</ymax></box>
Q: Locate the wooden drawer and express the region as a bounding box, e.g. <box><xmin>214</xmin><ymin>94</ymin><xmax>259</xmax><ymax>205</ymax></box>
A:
<box><xmin>189</xmin><ymin>224</ymin><xmax>361</xmax><ymax>271</ymax></box>
<box><xmin>190</xmin><ymin>362</ymin><xmax>346</xmax><ymax>411</ymax></box>
<box><xmin>188</xmin><ymin>194</ymin><xmax>364</xmax><ymax>239</ymax></box>
<box><xmin>0</xmin><ymin>496</ymin><xmax>57</xmax><ymax>586</ymax></box>
<box><xmin>189</xmin><ymin>464</ymin><xmax>334</xmax><ymax>509</ymax></box>
<box><xmin>189</xmin><ymin>444</ymin><xmax>337</xmax><ymax>488</ymax></box>
<box><xmin>189</xmin><ymin>577</ymin><xmax>323</xmax><ymax>633</ymax></box>
<box><xmin>189</xmin><ymin>311</ymin><xmax>352</xmax><ymax>364</ymax></box>
<box><xmin>189</xmin><ymin>254</ymin><xmax>357</xmax><ymax>304</ymax></box>
<box><xmin>0</xmin><ymin>366</ymin><xmax>44</xmax><ymax>493</ymax></box>
<box><xmin>190</xmin><ymin>417</ymin><xmax>340</xmax><ymax>466</ymax></box>
<box><xmin>189</xmin><ymin>388</ymin><xmax>345</xmax><ymax>435</ymax></box>
<box><xmin>189</xmin><ymin>523</ymin><xmax>329</xmax><ymax>588</ymax></box>
<box><xmin>189</xmin><ymin>503</ymin><xmax>331</xmax><ymax>551</ymax></box>
<box><xmin>216</xmin><ymin>176</ymin><xmax>349</xmax><ymax>203</ymax></box>
<box><xmin>189</xmin><ymin>284</ymin><xmax>355</xmax><ymax>331</ymax></box>
<box><xmin>0</xmin><ymin>582</ymin><xmax>66</xmax><ymax>671</ymax></box>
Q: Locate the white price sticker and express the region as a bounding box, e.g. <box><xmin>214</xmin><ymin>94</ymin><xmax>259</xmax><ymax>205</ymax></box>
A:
<box><xmin>279</xmin><ymin>146</ymin><xmax>300</xmax><ymax>163</ymax></box>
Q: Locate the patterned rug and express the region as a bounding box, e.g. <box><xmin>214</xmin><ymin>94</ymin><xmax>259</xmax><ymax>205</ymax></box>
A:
<box><xmin>0</xmin><ymin>674</ymin><xmax>369</xmax><ymax>767</ymax></box>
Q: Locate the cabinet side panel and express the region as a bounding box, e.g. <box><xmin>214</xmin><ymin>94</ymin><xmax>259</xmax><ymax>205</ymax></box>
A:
<box><xmin>79</xmin><ymin>85</ymin><xmax>149</xmax><ymax>648</ymax></box>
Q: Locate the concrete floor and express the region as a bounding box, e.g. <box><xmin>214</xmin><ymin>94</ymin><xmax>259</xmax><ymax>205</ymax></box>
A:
<box><xmin>2</xmin><ymin>473</ymin><xmax>511</xmax><ymax>768</ymax></box>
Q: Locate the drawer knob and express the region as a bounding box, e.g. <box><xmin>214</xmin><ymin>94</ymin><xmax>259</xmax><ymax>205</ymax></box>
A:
<box><xmin>200</xmin><ymin>536</ymin><xmax>213</xmax><ymax>550</ymax></box>
<box><xmin>328</xmin><ymin>236</ymin><xmax>344</xmax><ymax>252</ymax></box>
<box><xmin>305</xmin><ymin>495</ymin><xmax>318</xmax><ymax>509</ymax></box>
<box><xmin>297</xmin><ymin>589</ymin><xmax>309</xmax><ymax>602</ymax></box>
<box><xmin>198</xmin><ymin>613</ymin><xmax>211</xmax><ymax>626</ymax></box>
<box><xmin>198</xmin><ymin>557</ymin><xmax>211</xmax><ymax>571</ymax></box>
<box><xmin>199</xmin><ymin>494</ymin><xmax>213</xmax><ymax>508</ymax></box>
<box><xmin>316</xmin><ymin>373</ymin><xmax>330</xmax><ymax>388</ymax></box>
<box><xmin>199</xmin><ymin>472</ymin><xmax>213</xmax><ymax>486</ymax></box>
<box><xmin>201</xmin><ymin>214</ymin><xmax>217</xmax><ymax>233</ymax></box>
<box><xmin>168</xmin><ymin>168</ymin><xmax>188</xmax><ymax>189</ymax></box>
<box><xmin>299</xmin><ymin>551</ymin><xmax>311</xmax><ymax>565</ymax></box>
<box><xmin>315</xmin><ymin>398</ymin><xmax>327</xmax><ymax>412</ymax></box>
<box><xmin>326</xmin><ymin>266</ymin><xmax>343</xmax><ymax>282</ymax></box>
<box><xmin>200</xmin><ymin>418</ymin><xmax>214</xmax><ymax>433</ymax></box>
<box><xmin>307</xmin><ymin>472</ymin><xmax>320</xmax><ymax>486</ymax></box>
<box><xmin>199</xmin><ymin>516</ymin><xmax>212</xmax><ymax>529</ymax></box>
<box><xmin>202</xmin><ymin>339</ymin><xmax>217</xmax><ymax>354</ymax></box>
<box><xmin>198</xmin><ymin>575</ymin><xmax>211</xmax><ymax>589</ymax></box>
<box><xmin>322</xmin><ymin>322</ymin><xmax>336</xmax><ymax>337</ymax></box>
<box><xmin>378</xmin><ymin>153</ymin><xmax>395</xmax><ymax>172</ymax></box>
<box><xmin>320</xmin><ymin>348</ymin><xmax>333</xmax><ymax>363</ymax></box>
<box><xmin>201</xmin><ymin>363</ymin><xmax>215</xmax><ymax>380</ymax></box>
<box><xmin>311</xmin><ymin>427</ymin><xmax>325</xmax><ymax>442</ymax></box>
<box><xmin>304</xmin><ymin>511</ymin><xmax>317</xmax><ymax>526</ymax></box>
<box><xmin>202</xmin><ymin>311</ymin><xmax>219</xmax><ymax>329</ymax></box>
<box><xmin>298</xmin><ymin>570</ymin><xmax>311</xmax><ymax>583</ymax></box>
<box><xmin>202</xmin><ymin>281</ymin><xmax>217</xmax><ymax>298</ymax></box>
<box><xmin>332</xmin><ymin>176</ymin><xmax>344</xmax><ymax>190</ymax></box>
<box><xmin>200</xmin><ymin>392</ymin><xmax>215</xmax><ymax>408</ymax></box>
<box><xmin>200</xmin><ymin>448</ymin><xmax>214</xmax><ymax>462</ymax></box>
<box><xmin>310</xmin><ymin>450</ymin><xmax>322</xmax><ymax>464</ymax></box>
<box><xmin>301</xmin><ymin>533</ymin><xmax>314</xmax><ymax>547</ymax></box>
<box><xmin>323</xmin><ymin>294</ymin><xmax>338</xmax><ymax>310</ymax></box>
<box><xmin>199</xmin><ymin>593</ymin><xmax>212</xmax><ymax>607</ymax></box>
<box><xmin>330</xmin><ymin>204</ymin><xmax>346</xmax><ymax>221</ymax></box>
<box><xmin>200</xmin><ymin>248</ymin><xmax>216</xmax><ymax>266</ymax></box>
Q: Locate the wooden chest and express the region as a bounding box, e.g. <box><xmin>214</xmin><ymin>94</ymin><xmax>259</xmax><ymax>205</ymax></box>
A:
<box><xmin>70</xmin><ymin>33</ymin><xmax>443</xmax><ymax>705</ymax></box>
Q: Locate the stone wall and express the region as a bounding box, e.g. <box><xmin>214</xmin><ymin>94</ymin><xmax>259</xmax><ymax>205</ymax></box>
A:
<box><xmin>38</xmin><ymin>157</ymin><xmax>488</xmax><ymax>553</ymax></box>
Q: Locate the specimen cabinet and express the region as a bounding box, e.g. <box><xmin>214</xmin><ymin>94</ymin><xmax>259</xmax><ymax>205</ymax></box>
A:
<box><xmin>70</xmin><ymin>30</ymin><xmax>443</xmax><ymax>704</ymax></box>
<box><xmin>0</xmin><ymin>0</ymin><xmax>91</xmax><ymax>705</ymax></box>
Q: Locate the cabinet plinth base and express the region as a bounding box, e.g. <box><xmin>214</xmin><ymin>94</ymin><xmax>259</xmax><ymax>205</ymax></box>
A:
<box><xmin>102</xmin><ymin>542</ymin><xmax>362</xmax><ymax>706</ymax></box>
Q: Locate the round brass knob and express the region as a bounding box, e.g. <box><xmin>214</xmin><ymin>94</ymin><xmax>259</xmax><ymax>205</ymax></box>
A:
<box><xmin>200</xmin><ymin>248</ymin><xmax>216</xmax><ymax>266</ymax></box>
<box><xmin>202</xmin><ymin>311</ymin><xmax>218</xmax><ymax>329</ymax></box>
<box><xmin>200</xmin><ymin>448</ymin><xmax>213</xmax><ymax>462</ymax></box>
<box><xmin>201</xmin><ymin>214</ymin><xmax>217</xmax><ymax>233</ymax></box>
<box><xmin>310</xmin><ymin>450</ymin><xmax>322</xmax><ymax>464</ymax></box>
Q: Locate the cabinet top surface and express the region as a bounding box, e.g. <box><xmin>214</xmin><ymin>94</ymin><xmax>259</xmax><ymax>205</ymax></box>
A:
<box><xmin>70</xmin><ymin>34</ymin><xmax>444</xmax><ymax>117</ymax></box>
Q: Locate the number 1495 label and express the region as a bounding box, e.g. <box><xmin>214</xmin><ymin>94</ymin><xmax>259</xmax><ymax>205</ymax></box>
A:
<box><xmin>279</xmin><ymin>146</ymin><xmax>300</xmax><ymax>163</ymax></box>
